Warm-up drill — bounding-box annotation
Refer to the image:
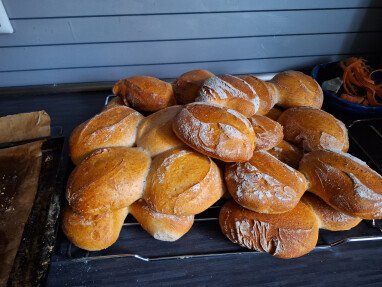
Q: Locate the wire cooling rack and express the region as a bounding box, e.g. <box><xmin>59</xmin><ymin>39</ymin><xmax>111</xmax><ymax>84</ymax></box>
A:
<box><xmin>56</xmin><ymin>100</ymin><xmax>382</xmax><ymax>263</ymax></box>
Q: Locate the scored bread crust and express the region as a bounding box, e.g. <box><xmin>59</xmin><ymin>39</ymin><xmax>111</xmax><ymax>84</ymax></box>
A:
<box><xmin>268</xmin><ymin>140</ymin><xmax>303</xmax><ymax>169</ymax></box>
<box><xmin>277</xmin><ymin>106</ymin><xmax>349</xmax><ymax>152</ymax></box>
<box><xmin>196</xmin><ymin>75</ymin><xmax>260</xmax><ymax>117</ymax></box>
<box><xmin>172</xmin><ymin>102</ymin><xmax>256</xmax><ymax>162</ymax></box>
<box><xmin>269</xmin><ymin>70</ymin><xmax>323</xmax><ymax>109</ymax></box>
<box><xmin>302</xmin><ymin>193</ymin><xmax>362</xmax><ymax>231</ymax></box>
<box><xmin>130</xmin><ymin>199</ymin><xmax>194</xmax><ymax>241</ymax></box>
<box><xmin>299</xmin><ymin>149</ymin><xmax>382</xmax><ymax>219</ymax></box>
<box><xmin>143</xmin><ymin>148</ymin><xmax>224</xmax><ymax>216</ymax></box>
<box><xmin>249</xmin><ymin>115</ymin><xmax>283</xmax><ymax>151</ymax></box>
<box><xmin>172</xmin><ymin>70</ymin><xmax>214</xmax><ymax>104</ymax></box>
<box><xmin>66</xmin><ymin>147</ymin><xmax>151</xmax><ymax>215</ymax></box>
<box><xmin>219</xmin><ymin>200</ymin><xmax>319</xmax><ymax>259</ymax></box>
<box><xmin>69</xmin><ymin>106</ymin><xmax>143</xmax><ymax>165</ymax></box>
<box><xmin>62</xmin><ymin>206</ymin><xmax>128</xmax><ymax>251</ymax></box>
<box><xmin>136</xmin><ymin>105</ymin><xmax>185</xmax><ymax>157</ymax></box>
<box><xmin>225</xmin><ymin>151</ymin><xmax>308</xmax><ymax>214</ymax></box>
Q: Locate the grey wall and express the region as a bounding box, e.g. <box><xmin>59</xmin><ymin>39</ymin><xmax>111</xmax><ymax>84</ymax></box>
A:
<box><xmin>0</xmin><ymin>0</ymin><xmax>381</xmax><ymax>87</ymax></box>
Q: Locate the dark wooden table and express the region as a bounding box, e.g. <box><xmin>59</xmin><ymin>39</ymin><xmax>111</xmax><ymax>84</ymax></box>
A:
<box><xmin>1</xmin><ymin>90</ymin><xmax>382</xmax><ymax>287</ymax></box>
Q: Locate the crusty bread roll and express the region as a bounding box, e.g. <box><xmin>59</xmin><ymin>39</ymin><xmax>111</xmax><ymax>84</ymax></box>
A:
<box><xmin>67</xmin><ymin>147</ymin><xmax>151</xmax><ymax>215</ymax></box>
<box><xmin>143</xmin><ymin>148</ymin><xmax>224</xmax><ymax>216</ymax></box>
<box><xmin>264</xmin><ymin>106</ymin><xmax>284</xmax><ymax>121</ymax></box>
<box><xmin>239</xmin><ymin>75</ymin><xmax>276</xmax><ymax>115</ymax></box>
<box><xmin>219</xmin><ymin>200</ymin><xmax>319</xmax><ymax>259</ymax></box>
<box><xmin>225</xmin><ymin>151</ymin><xmax>308</xmax><ymax>214</ymax></box>
<box><xmin>299</xmin><ymin>150</ymin><xmax>382</xmax><ymax>219</ymax></box>
<box><xmin>172</xmin><ymin>102</ymin><xmax>256</xmax><ymax>162</ymax></box>
<box><xmin>269</xmin><ymin>70</ymin><xmax>323</xmax><ymax>109</ymax></box>
<box><xmin>249</xmin><ymin>115</ymin><xmax>283</xmax><ymax>151</ymax></box>
<box><xmin>268</xmin><ymin>140</ymin><xmax>303</xmax><ymax>169</ymax></box>
<box><xmin>62</xmin><ymin>206</ymin><xmax>128</xmax><ymax>251</ymax></box>
<box><xmin>69</xmin><ymin>106</ymin><xmax>143</xmax><ymax>165</ymax></box>
<box><xmin>302</xmin><ymin>193</ymin><xmax>362</xmax><ymax>231</ymax></box>
<box><xmin>136</xmin><ymin>105</ymin><xmax>185</xmax><ymax>157</ymax></box>
<box><xmin>196</xmin><ymin>75</ymin><xmax>260</xmax><ymax>117</ymax></box>
<box><xmin>277</xmin><ymin>107</ymin><xmax>349</xmax><ymax>152</ymax></box>
<box><xmin>113</xmin><ymin>76</ymin><xmax>175</xmax><ymax>112</ymax></box>
<box><xmin>103</xmin><ymin>96</ymin><xmax>127</xmax><ymax>111</ymax></box>
<box><xmin>172</xmin><ymin>70</ymin><xmax>214</xmax><ymax>104</ymax></box>
<box><xmin>130</xmin><ymin>199</ymin><xmax>194</xmax><ymax>241</ymax></box>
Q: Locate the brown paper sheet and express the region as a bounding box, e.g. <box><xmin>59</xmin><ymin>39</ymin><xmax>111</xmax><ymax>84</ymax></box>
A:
<box><xmin>0</xmin><ymin>141</ymin><xmax>43</xmax><ymax>287</ymax></box>
<box><xmin>0</xmin><ymin>111</ymin><xmax>51</xmax><ymax>144</ymax></box>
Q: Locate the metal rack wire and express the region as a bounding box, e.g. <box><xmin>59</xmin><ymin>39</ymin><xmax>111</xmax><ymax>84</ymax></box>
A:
<box><xmin>60</xmin><ymin>98</ymin><xmax>382</xmax><ymax>263</ymax></box>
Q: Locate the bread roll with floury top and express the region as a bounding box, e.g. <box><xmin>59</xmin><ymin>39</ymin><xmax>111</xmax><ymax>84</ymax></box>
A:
<box><xmin>219</xmin><ymin>200</ymin><xmax>319</xmax><ymax>259</ymax></box>
<box><xmin>278</xmin><ymin>107</ymin><xmax>349</xmax><ymax>152</ymax></box>
<box><xmin>130</xmin><ymin>199</ymin><xmax>194</xmax><ymax>241</ymax></box>
<box><xmin>143</xmin><ymin>148</ymin><xmax>224</xmax><ymax>216</ymax></box>
<box><xmin>69</xmin><ymin>106</ymin><xmax>143</xmax><ymax>165</ymax></box>
<box><xmin>136</xmin><ymin>105</ymin><xmax>185</xmax><ymax>157</ymax></box>
<box><xmin>225</xmin><ymin>151</ymin><xmax>308</xmax><ymax>214</ymax></box>
<box><xmin>66</xmin><ymin>147</ymin><xmax>151</xmax><ymax>215</ymax></box>
<box><xmin>196</xmin><ymin>75</ymin><xmax>261</xmax><ymax>117</ymax></box>
<box><xmin>268</xmin><ymin>140</ymin><xmax>303</xmax><ymax>169</ymax></box>
<box><xmin>172</xmin><ymin>102</ymin><xmax>256</xmax><ymax>162</ymax></box>
<box><xmin>299</xmin><ymin>150</ymin><xmax>382</xmax><ymax>219</ymax></box>
<box><xmin>268</xmin><ymin>70</ymin><xmax>323</xmax><ymax>109</ymax></box>
<box><xmin>249</xmin><ymin>115</ymin><xmax>283</xmax><ymax>151</ymax></box>
<box><xmin>172</xmin><ymin>70</ymin><xmax>214</xmax><ymax>104</ymax></box>
<box><xmin>302</xmin><ymin>193</ymin><xmax>362</xmax><ymax>231</ymax></box>
<box><xmin>62</xmin><ymin>206</ymin><xmax>128</xmax><ymax>251</ymax></box>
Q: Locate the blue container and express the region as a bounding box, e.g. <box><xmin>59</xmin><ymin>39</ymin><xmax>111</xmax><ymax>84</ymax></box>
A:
<box><xmin>311</xmin><ymin>62</ymin><xmax>382</xmax><ymax>118</ymax></box>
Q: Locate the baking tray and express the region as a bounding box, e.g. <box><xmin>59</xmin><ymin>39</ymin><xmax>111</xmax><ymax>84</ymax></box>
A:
<box><xmin>52</xmin><ymin>99</ymin><xmax>382</xmax><ymax>263</ymax></box>
<box><xmin>5</xmin><ymin>134</ymin><xmax>66</xmax><ymax>287</ymax></box>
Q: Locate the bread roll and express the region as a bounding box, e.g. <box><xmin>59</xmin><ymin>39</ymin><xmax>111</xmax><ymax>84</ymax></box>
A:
<box><xmin>249</xmin><ymin>115</ymin><xmax>283</xmax><ymax>151</ymax></box>
<box><xmin>172</xmin><ymin>70</ymin><xmax>214</xmax><ymax>104</ymax></box>
<box><xmin>143</xmin><ymin>148</ymin><xmax>224</xmax><ymax>216</ymax></box>
<box><xmin>67</xmin><ymin>147</ymin><xmax>151</xmax><ymax>215</ymax></box>
<box><xmin>130</xmin><ymin>199</ymin><xmax>194</xmax><ymax>241</ymax></box>
<box><xmin>103</xmin><ymin>96</ymin><xmax>126</xmax><ymax>111</ymax></box>
<box><xmin>113</xmin><ymin>76</ymin><xmax>175</xmax><ymax>112</ymax></box>
<box><xmin>239</xmin><ymin>75</ymin><xmax>276</xmax><ymax>115</ymax></box>
<box><xmin>264</xmin><ymin>106</ymin><xmax>284</xmax><ymax>121</ymax></box>
<box><xmin>136</xmin><ymin>105</ymin><xmax>185</xmax><ymax>157</ymax></box>
<box><xmin>172</xmin><ymin>103</ymin><xmax>256</xmax><ymax>162</ymax></box>
<box><xmin>69</xmin><ymin>106</ymin><xmax>143</xmax><ymax>165</ymax></box>
<box><xmin>219</xmin><ymin>200</ymin><xmax>319</xmax><ymax>259</ymax></box>
<box><xmin>225</xmin><ymin>151</ymin><xmax>308</xmax><ymax>214</ymax></box>
<box><xmin>299</xmin><ymin>150</ymin><xmax>382</xmax><ymax>219</ymax></box>
<box><xmin>269</xmin><ymin>70</ymin><xmax>323</xmax><ymax>109</ymax></box>
<box><xmin>196</xmin><ymin>75</ymin><xmax>260</xmax><ymax>117</ymax></box>
<box><xmin>302</xmin><ymin>193</ymin><xmax>362</xmax><ymax>231</ymax></box>
<box><xmin>277</xmin><ymin>107</ymin><xmax>349</xmax><ymax>152</ymax></box>
<box><xmin>62</xmin><ymin>206</ymin><xmax>128</xmax><ymax>251</ymax></box>
<box><xmin>268</xmin><ymin>140</ymin><xmax>303</xmax><ymax>169</ymax></box>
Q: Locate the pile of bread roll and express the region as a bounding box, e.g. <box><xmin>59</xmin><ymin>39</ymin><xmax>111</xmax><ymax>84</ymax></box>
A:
<box><xmin>62</xmin><ymin>70</ymin><xmax>382</xmax><ymax>259</ymax></box>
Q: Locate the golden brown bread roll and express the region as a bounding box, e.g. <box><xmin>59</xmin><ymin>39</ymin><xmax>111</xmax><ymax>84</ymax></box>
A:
<box><xmin>67</xmin><ymin>147</ymin><xmax>151</xmax><ymax>215</ymax></box>
<box><xmin>69</xmin><ymin>106</ymin><xmax>143</xmax><ymax>165</ymax></box>
<box><xmin>62</xmin><ymin>206</ymin><xmax>128</xmax><ymax>251</ymax></box>
<box><xmin>302</xmin><ymin>193</ymin><xmax>362</xmax><ymax>231</ymax></box>
<box><xmin>264</xmin><ymin>106</ymin><xmax>284</xmax><ymax>121</ymax></box>
<box><xmin>225</xmin><ymin>151</ymin><xmax>308</xmax><ymax>214</ymax></box>
<box><xmin>136</xmin><ymin>105</ymin><xmax>185</xmax><ymax>157</ymax></box>
<box><xmin>113</xmin><ymin>76</ymin><xmax>175</xmax><ymax>112</ymax></box>
<box><xmin>277</xmin><ymin>107</ymin><xmax>349</xmax><ymax>152</ymax></box>
<box><xmin>103</xmin><ymin>96</ymin><xmax>127</xmax><ymax>111</ymax></box>
<box><xmin>239</xmin><ymin>75</ymin><xmax>276</xmax><ymax>115</ymax></box>
<box><xmin>172</xmin><ymin>70</ymin><xmax>214</xmax><ymax>104</ymax></box>
<box><xmin>268</xmin><ymin>140</ymin><xmax>303</xmax><ymax>169</ymax></box>
<box><xmin>130</xmin><ymin>199</ymin><xmax>194</xmax><ymax>241</ymax></box>
<box><xmin>143</xmin><ymin>148</ymin><xmax>224</xmax><ymax>216</ymax></box>
<box><xmin>172</xmin><ymin>102</ymin><xmax>256</xmax><ymax>162</ymax></box>
<box><xmin>219</xmin><ymin>200</ymin><xmax>319</xmax><ymax>259</ymax></box>
<box><xmin>299</xmin><ymin>150</ymin><xmax>382</xmax><ymax>219</ymax></box>
<box><xmin>196</xmin><ymin>75</ymin><xmax>260</xmax><ymax>117</ymax></box>
<box><xmin>249</xmin><ymin>115</ymin><xmax>283</xmax><ymax>151</ymax></box>
<box><xmin>269</xmin><ymin>70</ymin><xmax>323</xmax><ymax>109</ymax></box>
